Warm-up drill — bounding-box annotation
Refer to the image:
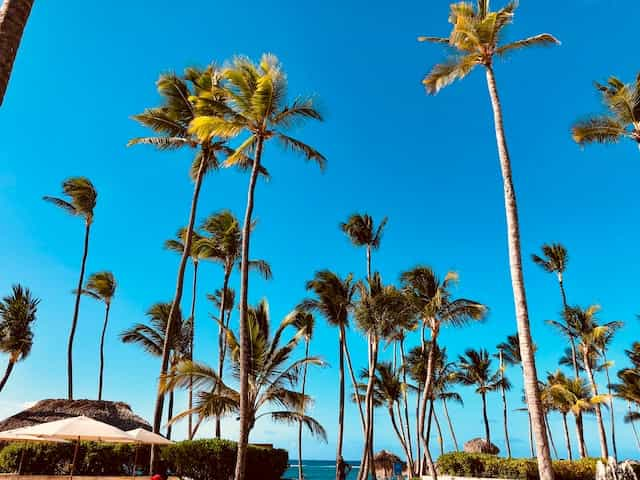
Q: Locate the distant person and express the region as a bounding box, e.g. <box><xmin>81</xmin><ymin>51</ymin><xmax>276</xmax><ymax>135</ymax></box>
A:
<box><xmin>337</xmin><ymin>456</ymin><xmax>352</xmax><ymax>480</ymax></box>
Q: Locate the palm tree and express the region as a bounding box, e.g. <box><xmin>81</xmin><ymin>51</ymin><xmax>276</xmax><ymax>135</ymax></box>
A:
<box><xmin>569</xmin><ymin>305</ymin><xmax>622</xmax><ymax>458</ymax></box>
<box><xmin>495</xmin><ymin>347</ymin><xmax>512</xmax><ymax>458</ymax></box>
<box><xmin>0</xmin><ymin>0</ymin><xmax>34</xmax><ymax>106</ymax></box>
<box><xmin>189</xmin><ymin>54</ymin><xmax>325</xmax><ymax>480</ymax></box>
<box><xmin>544</xmin><ymin>370</ymin><xmax>574</xmax><ymax>461</ymax></box>
<box><xmin>44</xmin><ymin>177</ymin><xmax>97</xmax><ymax>400</ymax></box>
<box><xmin>80</xmin><ymin>271</ymin><xmax>116</xmax><ymax>401</ymax></box>
<box><xmin>200</xmin><ymin>209</ymin><xmax>272</xmax><ymax>438</ymax></box>
<box><xmin>418</xmin><ymin>4</ymin><xmax>559</xmax><ymax>477</ymax></box>
<box><xmin>430</xmin><ymin>347</ymin><xmax>463</xmax><ymax>455</ymax></box>
<box><xmin>130</xmin><ymin>66</ymin><xmax>236</xmax><ymax>439</ymax></box>
<box><xmin>292</xmin><ymin>310</ymin><xmax>316</xmax><ymax>480</ymax></box>
<box><xmin>163</xmin><ymin>300</ymin><xmax>327</xmax><ymax>443</ymax></box>
<box><xmin>401</xmin><ymin>266</ymin><xmax>486</xmax><ymax>477</ymax></box>
<box><xmin>596</xmin><ymin>324</ymin><xmax>620</xmax><ymax>460</ymax></box>
<box><xmin>0</xmin><ymin>285</ymin><xmax>39</xmax><ymax>392</ymax></box>
<box><xmin>301</xmin><ymin>271</ymin><xmax>359</xmax><ymax>480</ymax></box>
<box><xmin>120</xmin><ymin>302</ymin><xmax>190</xmax><ymax>440</ymax></box>
<box><xmin>572</xmin><ymin>74</ymin><xmax>640</xmax><ymax>149</ymax></box>
<box><xmin>455</xmin><ymin>348</ymin><xmax>503</xmax><ymax>444</ymax></box>
<box><xmin>612</xmin><ymin>342</ymin><xmax>640</xmax><ymax>451</ymax></box>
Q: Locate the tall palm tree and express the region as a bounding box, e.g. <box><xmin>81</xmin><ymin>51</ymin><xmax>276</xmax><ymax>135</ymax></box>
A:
<box><xmin>418</xmin><ymin>4</ymin><xmax>559</xmax><ymax>477</ymax></box>
<box><xmin>120</xmin><ymin>302</ymin><xmax>190</xmax><ymax>440</ymax></box>
<box><xmin>301</xmin><ymin>271</ymin><xmax>359</xmax><ymax>480</ymax></box>
<box><xmin>200</xmin><ymin>209</ymin><xmax>271</xmax><ymax>438</ymax></box>
<box><xmin>495</xmin><ymin>347</ymin><xmax>512</xmax><ymax>458</ymax></box>
<box><xmin>0</xmin><ymin>285</ymin><xmax>39</xmax><ymax>392</ymax></box>
<box><xmin>569</xmin><ymin>305</ymin><xmax>622</xmax><ymax>458</ymax></box>
<box><xmin>401</xmin><ymin>266</ymin><xmax>486</xmax><ymax>477</ymax></box>
<box><xmin>189</xmin><ymin>54</ymin><xmax>325</xmax><ymax>480</ymax></box>
<box><xmin>455</xmin><ymin>348</ymin><xmax>503</xmax><ymax>443</ymax></box>
<box><xmin>291</xmin><ymin>310</ymin><xmax>316</xmax><ymax>480</ymax></box>
<box><xmin>0</xmin><ymin>0</ymin><xmax>34</xmax><ymax>106</ymax></box>
<box><xmin>163</xmin><ymin>300</ymin><xmax>326</xmax><ymax>442</ymax></box>
<box><xmin>544</xmin><ymin>370</ymin><xmax>574</xmax><ymax>461</ymax></box>
<box><xmin>572</xmin><ymin>74</ymin><xmax>640</xmax><ymax>149</ymax></box>
<box><xmin>596</xmin><ymin>325</ymin><xmax>620</xmax><ymax>459</ymax></box>
<box><xmin>612</xmin><ymin>342</ymin><xmax>640</xmax><ymax>451</ymax></box>
<box><xmin>430</xmin><ymin>347</ymin><xmax>463</xmax><ymax>454</ymax></box>
<box><xmin>44</xmin><ymin>176</ymin><xmax>97</xmax><ymax>400</ymax></box>
<box><xmin>80</xmin><ymin>272</ymin><xmax>116</xmax><ymax>401</ymax></box>
<box><xmin>130</xmin><ymin>66</ymin><xmax>236</xmax><ymax>440</ymax></box>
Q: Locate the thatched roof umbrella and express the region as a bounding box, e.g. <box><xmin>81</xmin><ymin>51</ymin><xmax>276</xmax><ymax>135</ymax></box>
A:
<box><xmin>463</xmin><ymin>437</ymin><xmax>500</xmax><ymax>455</ymax></box>
<box><xmin>0</xmin><ymin>399</ymin><xmax>150</xmax><ymax>432</ymax></box>
<box><xmin>374</xmin><ymin>450</ymin><xmax>405</xmax><ymax>479</ymax></box>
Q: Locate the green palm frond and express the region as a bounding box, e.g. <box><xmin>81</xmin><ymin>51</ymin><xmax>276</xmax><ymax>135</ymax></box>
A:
<box><xmin>82</xmin><ymin>271</ymin><xmax>116</xmax><ymax>304</ymax></box>
<box><xmin>495</xmin><ymin>34</ymin><xmax>560</xmax><ymax>56</ymax></box>
<box><xmin>571</xmin><ymin>117</ymin><xmax>628</xmax><ymax>146</ymax></box>
<box><xmin>423</xmin><ymin>54</ymin><xmax>480</xmax><ymax>94</ymax></box>
<box><xmin>276</xmin><ymin>133</ymin><xmax>327</xmax><ymax>170</ymax></box>
<box><xmin>127</xmin><ymin>136</ymin><xmax>190</xmax><ymax>150</ymax></box>
<box><xmin>268</xmin><ymin>411</ymin><xmax>327</xmax><ymax>442</ymax></box>
<box><xmin>0</xmin><ymin>285</ymin><xmax>39</xmax><ymax>361</ymax></box>
<box><xmin>44</xmin><ymin>177</ymin><xmax>97</xmax><ymax>222</ymax></box>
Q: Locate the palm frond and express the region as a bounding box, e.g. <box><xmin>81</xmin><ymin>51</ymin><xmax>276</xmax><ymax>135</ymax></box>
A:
<box><xmin>572</xmin><ymin>116</ymin><xmax>628</xmax><ymax>145</ymax></box>
<box><xmin>276</xmin><ymin>133</ymin><xmax>326</xmax><ymax>170</ymax></box>
<box><xmin>422</xmin><ymin>54</ymin><xmax>480</xmax><ymax>94</ymax></box>
<box><xmin>268</xmin><ymin>411</ymin><xmax>327</xmax><ymax>442</ymax></box>
<box><xmin>495</xmin><ymin>33</ymin><xmax>560</xmax><ymax>56</ymax></box>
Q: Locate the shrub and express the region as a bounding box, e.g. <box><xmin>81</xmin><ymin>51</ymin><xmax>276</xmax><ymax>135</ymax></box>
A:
<box><xmin>437</xmin><ymin>452</ymin><xmax>599</xmax><ymax>480</ymax></box>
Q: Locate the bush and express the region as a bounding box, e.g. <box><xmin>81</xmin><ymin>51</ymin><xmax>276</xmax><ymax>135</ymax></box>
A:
<box><xmin>437</xmin><ymin>452</ymin><xmax>599</xmax><ymax>480</ymax></box>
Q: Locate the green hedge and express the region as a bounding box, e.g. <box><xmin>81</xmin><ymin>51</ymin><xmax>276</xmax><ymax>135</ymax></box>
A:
<box><xmin>0</xmin><ymin>438</ymin><xmax>288</xmax><ymax>480</ymax></box>
<box><xmin>437</xmin><ymin>453</ymin><xmax>601</xmax><ymax>480</ymax></box>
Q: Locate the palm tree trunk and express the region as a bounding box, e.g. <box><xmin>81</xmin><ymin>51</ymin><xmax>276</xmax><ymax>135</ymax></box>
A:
<box><xmin>151</xmin><ymin>148</ymin><xmax>207</xmax><ymax>470</ymax></box>
<box><xmin>416</xmin><ymin>385</ymin><xmax>421</xmax><ymax>474</ymax></box>
<box><xmin>0</xmin><ymin>360</ymin><xmax>15</xmax><ymax>392</ymax></box>
<box><xmin>97</xmin><ymin>302</ymin><xmax>110</xmax><ymax>401</ymax></box>
<box><xmin>235</xmin><ymin>136</ymin><xmax>264</xmax><ymax>480</ymax></box>
<box><xmin>421</xmin><ymin>400</ymin><xmax>437</xmax><ymax>478</ymax></box>
<box><xmin>166</xmin><ymin>389</ymin><xmax>174</xmax><ymax>440</ymax></box>
<box><xmin>188</xmin><ymin>260</ymin><xmax>199</xmax><ymax>440</ymax></box>
<box><xmin>358</xmin><ymin>338</ymin><xmax>378</xmax><ymax>480</ymax></box>
<box><xmin>216</xmin><ymin>268</ymin><xmax>231</xmax><ymax>439</ymax></box>
<box><xmin>432</xmin><ymin>405</ymin><xmax>444</xmax><ymax>457</ymax></box>
<box><xmin>441</xmin><ymin>399</ymin><xmax>459</xmax><ymax>452</ymax></box>
<box><xmin>343</xmin><ymin>329</ymin><xmax>366</xmax><ymax>430</ymax></box>
<box><xmin>583</xmin><ymin>352</ymin><xmax>609</xmax><ymax>458</ymax></box>
<box><xmin>418</xmin><ymin>324</ymin><xmax>439</xmax><ymax>479</ymax></box>
<box><xmin>544</xmin><ymin>412</ymin><xmax>559</xmax><ymax>459</ymax></box>
<box><xmin>399</xmin><ymin>339</ymin><xmax>415</xmax><ymax>463</ymax></box>
<box><xmin>68</xmin><ymin>221</ymin><xmax>91</xmax><ymax>400</ymax></box>
<box><xmin>603</xmin><ymin>356</ymin><xmax>618</xmax><ymax>460</ymax></box>
<box><xmin>627</xmin><ymin>402</ymin><xmax>640</xmax><ymax>451</ymax></box>
<box><xmin>574</xmin><ymin>412</ymin><xmax>587</xmax><ymax>458</ymax></box>
<box><xmin>481</xmin><ymin>392</ymin><xmax>491</xmax><ymax>443</ymax></box>
<box><xmin>389</xmin><ymin>406</ymin><xmax>413</xmax><ymax>476</ymax></box>
<box><xmin>396</xmin><ymin>401</ymin><xmax>414</xmax><ymax>477</ymax></box>
<box><xmin>298</xmin><ymin>339</ymin><xmax>310</xmax><ymax>480</ymax></box>
<box><xmin>561</xmin><ymin>412</ymin><xmax>573</xmax><ymax>461</ymax></box>
<box><xmin>0</xmin><ymin>0</ymin><xmax>34</xmax><ymax>106</ymax></box>
<box><xmin>499</xmin><ymin>350</ymin><xmax>511</xmax><ymax>458</ymax></box>
<box><xmin>527</xmin><ymin>409</ymin><xmax>535</xmax><ymax>457</ymax></box>
<box><xmin>484</xmin><ymin>65</ymin><xmax>554</xmax><ymax>480</ymax></box>
<box><xmin>336</xmin><ymin>325</ymin><xmax>346</xmax><ymax>480</ymax></box>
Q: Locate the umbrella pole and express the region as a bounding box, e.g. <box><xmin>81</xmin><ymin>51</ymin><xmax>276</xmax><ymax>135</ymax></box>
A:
<box><xmin>17</xmin><ymin>447</ymin><xmax>25</xmax><ymax>474</ymax></box>
<box><xmin>70</xmin><ymin>438</ymin><xmax>80</xmax><ymax>480</ymax></box>
<box><xmin>132</xmin><ymin>443</ymin><xmax>140</xmax><ymax>479</ymax></box>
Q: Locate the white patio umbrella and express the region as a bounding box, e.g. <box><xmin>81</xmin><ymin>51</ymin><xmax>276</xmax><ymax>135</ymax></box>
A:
<box><xmin>126</xmin><ymin>429</ymin><xmax>173</xmax><ymax>478</ymax></box>
<box><xmin>8</xmin><ymin>415</ymin><xmax>135</xmax><ymax>479</ymax></box>
<box><xmin>0</xmin><ymin>429</ymin><xmax>69</xmax><ymax>474</ymax></box>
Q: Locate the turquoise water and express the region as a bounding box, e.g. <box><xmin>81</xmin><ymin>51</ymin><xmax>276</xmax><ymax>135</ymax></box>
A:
<box><xmin>284</xmin><ymin>460</ymin><xmax>360</xmax><ymax>480</ymax></box>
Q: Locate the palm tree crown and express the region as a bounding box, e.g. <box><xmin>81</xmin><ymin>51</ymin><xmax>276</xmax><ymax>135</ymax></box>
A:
<box><xmin>81</xmin><ymin>272</ymin><xmax>116</xmax><ymax>305</ymax></box>
<box><xmin>0</xmin><ymin>285</ymin><xmax>38</xmax><ymax>362</ymax></box>
<box><xmin>532</xmin><ymin>243</ymin><xmax>568</xmax><ymax>279</ymax></box>
<box><xmin>43</xmin><ymin>177</ymin><xmax>97</xmax><ymax>224</ymax></box>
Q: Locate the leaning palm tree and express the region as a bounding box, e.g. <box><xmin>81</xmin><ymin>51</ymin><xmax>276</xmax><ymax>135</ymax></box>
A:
<box><xmin>0</xmin><ymin>285</ymin><xmax>39</xmax><ymax>392</ymax></box>
<box><xmin>340</xmin><ymin>213</ymin><xmax>388</xmax><ymax>281</ymax></box>
<box><xmin>189</xmin><ymin>54</ymin><xmax>325</xmax><ymax>480</ymax></box>
<box><xmin>611</xmin><ymin>366</ymin><xmax>640</xmax><ymax>451</ymax></box>
<box><xmin>0</xmin><ymin>0</ymin><xmax>34</xmax><ymax>106</ymax></box>
<box><xmin>80</xmin><ymin>271</ymin><xmax>116</xmax><ymax>401</ymax></box>
<box><xmin>455</xmin><ymin>348</ymin><xmax>503</xmax><ymax>444</ymax></box>
<box><xmin>120</xmin><ymin>302</ymin><xmax>190</xmax><ymax>440</ymax></box>
<box><xmin>44</xmin><ymin>176</ymin><xmax>97</xmax><ymax>400</ymax></box>
<box><xmin>572</xmin><ymin>74</ymin><xmax>640</xmax><ymax>149</ymax></box>
<box><xmin>163</xmin><ymin>300</ymin><xmax>327</xmax><ymax>443</ymax></box>
<box><xmin>300</xmin><ymin>271</ymin><xmax>359</xmax><ymax>480</ymax></box>
<box><xmin>418</xmin><ymin>4</ymin><xmax>559</xmax><ymax>477</ymax></box>
<box><xmin>401</xmin><ymin>266</ymin><xmax>486</xmax><ymax>477</ymax></box>
<box><xmin>130</xmin><ymin>66</ymin><xmax>237</xmax><ymax>439</ymax></box>
<box><xmin>495</xmin><ymin>346</ymin><xmax>512</xmax><ymax>458</ymax></box>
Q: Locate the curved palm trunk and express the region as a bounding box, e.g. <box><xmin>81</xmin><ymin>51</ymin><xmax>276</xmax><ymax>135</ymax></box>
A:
<box><xmin>0</xmin><ymin>359</ymin><xmax>15</xmax><ymax>392</ymax></box>
<box><xmin>298</xmin><ymin>339</ymin><xmax>310</xmax><ymax>480</ymax></box>
<box><xmin>561</xmin><ymin>412</ymin><xmax>573</xmax><ymax>461</ymax></box>
<box><xmin>188</xmin><ymin>260</ymin><xmax>199</xmax><ymax>440</ymax></box>
<box><xmin>499</xmin><ymin>351</ymin><xmax>511</xmax><ymax>458</ymax></box>
<box><xmin>418</xmin><ymin>325</ymin><xmax>439</xmax><ymax>479</ymax></box>
<box><xmin>526</xmin><ymin>404</ymin><xmax>535</xmax><ymax>457</ymax></box>
<box><xmin>399</xmin><ymin>340</ymin><xmax>415</xmax><ymax>462</ymax></box>
<box><xmin>396</xmin><ymin>401</ymin><xmax>414</xmax><ymax>477</ymax></box>
<box><xmin>422</xmin><ymin>400</ymin><xmax>437</xmax><ymax>477</ymax></box>
<box><xmin>389</xmin><ymin>406</ymin><xmax>413</xmax><ymax>476</ymax></box>
<box><xmin>583</xmin><ymin>351</ymin><xmax>609</xmax><ymax>458</ymax></box>
<box><xmin>603</xmin><ymin>355</ymin><xmax>618</xmax><ymax>460</ymax></box>
<box><xmin>627</xmin><ymin>402</ymin><xmax>640</xmax><ymax>451</ymax></box>
<box><xmin>441</xmin><ymin>399</ymin><xmax>459</xmax><ymax>452</ymax></box>
<box><xmin>0</xmin><ymin>0</ymin><xmax>34</xmax><ymax>106</ymax></box>
<box><xmin>336</xmin><ymin>325</ymin><xmax>346</xmax><ymax>480</ymax></box>
<box><xmin>574</xmin><ymin>412</ymin><xmax>587</xmax><ymax>458</ymax></box>
<box><xmin>166</xmin><ymin>388</ymin><xmax>174</xmax><ymax>440</ymax></box>
<box><xmin>343</xmin><ymin>331</ymin><xmax>366</xmax><ymax>430</ymax></box>
<box><xmin>68</xmin><ymin>221</ymin><xmax>91</xmax><ymax>400</ymax></box>
<box><xmin>215</xmin><ymin>268</ymin><xmax>231</xmax><ymax>439</ymax></box>
<box><xmin>97</xmin><ymin>302</ymin><xmax>111</xmax><ymax>401</ymax></box>
<box><xmin>544</xmin><ymin>412</ymin><xmax>559</xmax><ymax>459</ymax></box>
<box><xmin>484</xmin><ymin>66</ymin><xmax>554</xmax><ymax>480</ymax></box>
<box><xmin>235</xmin><ymin>136</ymin><xmax>264</xmax><ymax>480</ymax></box>
<box><xmin>359</xmin><ymin>338</ymin><xmax>378</xmax><ymax>480</ymax></box>
<box><xmin>151</xmin><ymin>149</ymin><xmax>207</xmax><ymax>469</ymax></box>
<box><xmin>415</xmin><ymin>385</ymin><xmax>422</xmax><ymax>474</ymax></box>
<box><xmin>432</xmin><ymin>405</ymin><xmax>444</xmax><ymax>456</ymax></box>
<box><xmin>481</xmin><ymin>392</ymin><xmax>491</xmax><ymax>443</ymax></box>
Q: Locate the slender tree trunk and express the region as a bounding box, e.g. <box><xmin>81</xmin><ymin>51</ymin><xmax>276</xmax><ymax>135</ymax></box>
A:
<box><xmin>396</xmin><ymin>401</ymin><xmax>414</xmax><ymax>477</ymax></box>
<box><xmin>499</xmin><ymin>350</ymin><xmax>511</xmax><ymax>458</ymax></box>
<box><xmin>583</xmin><ymin>351</ymin><xmax>609</xmax><ymax>458</ymax></box>
<box><xmin>188</xmin><ymin>260</ymin><xmax>199</xmax><ymax>440</ymax></box>
<box><xmin>298</xmin><ymin>339</ymin><xmax>310</xmax><ymax>480</ymax></box>
<box><xmin>359</xmin><ymin>338</ymin><xmax>378</xmax><ymax>480</ymax></box>
<box><xmin>426</xmin><ymin>400</ymin><xmax>434</xmax><ymax>451</ymax></box>
<box><xmin>416</xmin><ymin>385</ymin><xmax>421</xmax><ymax>475</ymax></box>
<box><xmin>432</xmin><ymin>405</ymin><xmax>444</xmax><ymax>457</ymax></box>
<box><xmin>544</xmin><ymin>412</ymin><xmax>559</xmax><ymax>459</ymax></box>
<box><xmin>68</xmin><ymin>221</ymin><xmax>91</xmax><ymax>400</ymax></box>
<box><xmin>151</xmin><ymin>148</ymin><xmax>207</xmax><ymax>470</ymax></box>
<box><xmin>336</xmin><ymin>326</ymin><xmax>346</xmax><ymax>480</ymax></box>
<box><xmin>527</xmin><ymin>409</ymin><xmax>535</xmax><ymax>457</ymax></box>
<box><xmin>481</xmin><ymin>392</ymin><xmax>491</xmax><ymax>443</ymax></box>
<box><xmin>97</xmin><ymin>302</ymin><xmax>110</xmax><ymax>401</ymax></box>
<box><xmin>603</xmin><ymin>356</ymin><xmax>618</xmax><ymax>460</ymax></box>
<box><xmin>390</xmin><ymin>406</ymin><xmax>413</xmax><ymax>476</ymax></box>
<box><xmin>234</xmin><ymin>136</ymin><xmax>264</xmax><ymax>480</ymax></box>
<box><xmin>575</xmin><ymin>412</ymin><xmax>587</xmax><ymax>458</ymax></box>
<box><xmin>421</xmin><ymin>400</ymin><xmax>437</xmax><ymax>478</ymax></box>
<box><xmin>399</xmin><ymin>339</ymin><xmax>415</xmax><ymax>463</ymax></box>
<box><xmin>343</xmin><ymin>329</ymin><xmax>366</xmax><ymax>430</ymax></box>
<box><xmin>0</xmin><ymin>0</ymin><xmax>34</xmax><ymax>106</ymax></box>
<box><xmin>627</xmin><ymin>402</ymin><xmax>640</xmax><ymax>451</ymax></box>
<box><xmin>441</xmin><ymin>399</ymin><xmax>459</xmax><ymax>452</ymax></box>
<box><xmin>166</xmin><ymin>388</ymin><xmax>174</xmax><ymax>440</ymax></box>
<box><xmin>561</xmin><ymin>412</ymin><xmax>573</xmax><ymax>461</ymax></box>
<box><xmin>216</xmin><ymin>269</ymin><xmax>231</xmax><ymax>439</ymax></box>
<box><xmin>418</xmin><ymin>324</ymin><xmax>438</xmax><ymax>479</ymax></box>
<box><xmin>0</xmin><ymin>360</ymin><xmax>15</xmax><ymax>392</ymax></box>
<box><xmin>484</xmin><ymin>65</ymin><xmax>554</xmax><ymax>480</ymax></box>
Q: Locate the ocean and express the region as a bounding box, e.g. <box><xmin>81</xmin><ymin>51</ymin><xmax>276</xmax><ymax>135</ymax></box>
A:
<box><xmin>284</xmin><ymin>460</ymin><xmax>360</xmax><ymax>480</ymax></box>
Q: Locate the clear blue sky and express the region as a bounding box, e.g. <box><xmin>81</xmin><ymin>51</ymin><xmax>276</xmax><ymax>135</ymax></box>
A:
<box><xmin>1</xmin><ymin>0</ymin><xmax>640</xmax><ymax>462</ymax></box>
